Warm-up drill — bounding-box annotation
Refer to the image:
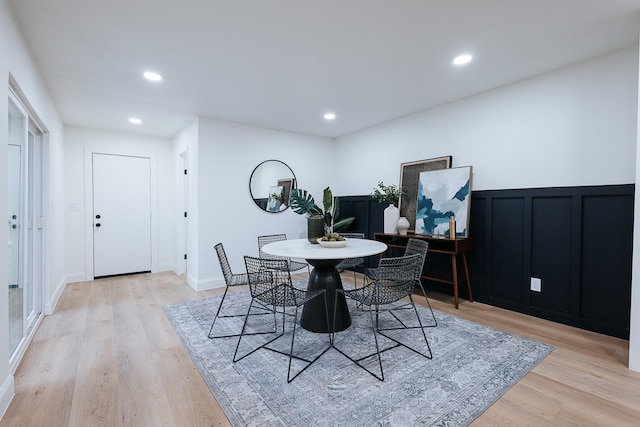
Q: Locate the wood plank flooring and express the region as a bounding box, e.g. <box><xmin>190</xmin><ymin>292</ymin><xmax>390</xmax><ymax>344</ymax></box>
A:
<box><xmin>1</xmin><ymin>271</ymin><xmax>639</xmax><ymax>426</ymax></box>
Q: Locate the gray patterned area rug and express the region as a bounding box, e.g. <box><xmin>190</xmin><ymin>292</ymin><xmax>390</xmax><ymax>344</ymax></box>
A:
<box><xmin>163</xmin><ymin>288</ymin><xmax>553</xmax><ymax>426</ymax></box>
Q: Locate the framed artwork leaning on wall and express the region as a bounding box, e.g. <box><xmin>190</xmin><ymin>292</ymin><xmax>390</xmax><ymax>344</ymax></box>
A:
<box><xmin>399</xmin><ymin>155</ymin><xmax>452</xmax><ymax>232</ymax></box>
<box><xmin>414</xmin><ymin>166</ymin><xmax>472</xmax><ymax>237</ymax></box>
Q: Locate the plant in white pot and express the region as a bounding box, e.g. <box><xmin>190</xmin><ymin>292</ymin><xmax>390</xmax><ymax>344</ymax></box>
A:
<box><xmin>290</xmin><ymin>187</ymin><xmax>355</xmax><ymax>243</ymax></box>
<box><xmin>370</xmin><ymin>181</ymin><xmax>406</xmax><ymax>234</ymax></box>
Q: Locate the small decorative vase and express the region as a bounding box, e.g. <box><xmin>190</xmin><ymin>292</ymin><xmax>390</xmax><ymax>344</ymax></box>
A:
<box><xmin>307</xmin><ymin>215</ymin><xmax>324</xmax><ymax>243</ymax></box>
<box><xmin>384</xmin><ymin>203</ymin><xmax>400</xmax><ymax>234</ymax></box>
<box><xmin>449</xmin><ymin>215</ymin><xmax>456</xmax><ymax>239</ymax></box>
<box><xmin>397</xmin><ymin>216</ymin><xmax>410</xmax><ymax>235</ymax></box>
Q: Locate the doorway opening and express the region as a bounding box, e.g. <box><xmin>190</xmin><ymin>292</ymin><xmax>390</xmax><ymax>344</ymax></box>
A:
<box><xmin>179</xmin><ymin>150</ymin><xmax>188</xmax><ymax>276</ymax></box>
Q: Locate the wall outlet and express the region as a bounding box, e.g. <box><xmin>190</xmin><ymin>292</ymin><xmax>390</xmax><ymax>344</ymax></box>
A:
<box><xmin>530</xmin><ymin>277</ymin><xmax>542</xmax><ymax>292</ymax></box>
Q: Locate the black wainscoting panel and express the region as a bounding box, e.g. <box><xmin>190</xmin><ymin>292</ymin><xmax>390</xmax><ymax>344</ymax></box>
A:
<box><xmin>338</xmin><ymin>196</ymin><xmax>385</xmax><ymax>269</ymax></box>
<box><xmin>467</xmin><ymin>197</ymin><xmax>486</xmax><ymax>296</ymax></box>
<box><xmin>580</xmin><ymin>193</ymin><xmax>634</xmax><ymax>329</ymax></box>
<box><xmin>530</xmin><ymin>196</ymin><xmax>573</xmax><ymax>314</ymax></box>
<box><xmin>490</xmin><ymin>197</ymin><xmax>525</xmax><ymax>304</ymax></box>
<box><xmin>338</xmin><ymin>196</ymin><xmax>384</xmax><ymax>237</ymax></box>
<box><xmin>338</xmin><ymin>184</ymin><xmax>634</xmax><ymax>339</ymax></box>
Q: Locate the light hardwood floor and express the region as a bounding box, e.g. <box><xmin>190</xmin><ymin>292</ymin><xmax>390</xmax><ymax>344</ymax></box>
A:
<box><xmin>1</xmin><ymin>271</ymin><xmax>639</xmax><ymax>426</ymax></box>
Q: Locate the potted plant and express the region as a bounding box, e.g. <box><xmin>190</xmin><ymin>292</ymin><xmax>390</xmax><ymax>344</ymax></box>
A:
<box><xmin>370</xmin><ymin>181</ymin><xmax>406</xmax><ymax>234</ymax></box>
<box><xmin>370</xmin><ymin>181</ymin><xmax>404</xmax><ymax>205</ymax></box>
<box><xmin>290</xmin><ymin>187</ymin><xmax>355</xmax><ymax>243</ymax></box>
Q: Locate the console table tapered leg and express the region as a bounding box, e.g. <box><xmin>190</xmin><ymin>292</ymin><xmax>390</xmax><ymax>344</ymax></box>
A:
<box><xmin>451</xmin><ymin>253</ymin><xmax>459</xmax><ymax>309</ymax></box>
<box><xmin>462</xmin><ymin>253</ymin><xmax>473</xmax><ymax>302</ymax></box>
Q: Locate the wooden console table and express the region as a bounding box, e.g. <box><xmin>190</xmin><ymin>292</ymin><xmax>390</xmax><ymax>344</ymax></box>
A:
<box><xmin>373</xmin><ymin>233</ymin><xmax>473</xmax><ymax>309</ymax></box>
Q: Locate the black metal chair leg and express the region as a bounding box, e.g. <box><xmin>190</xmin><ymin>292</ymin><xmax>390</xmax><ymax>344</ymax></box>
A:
<box><xmin>208</xmin><ymin>287</ymin><xmax>230</xmax><ymax>337</ymax></box>
<box><xmin>332</xmin><ymin>293</ymin><xmax>385</xmax><ymax>381</ymax></box>
<box><xmin>378</xmin><ymin>297</ymin><xmax>433</xmax><ymax>360</ymax></box>
<box><xmin>233</xmin><ymin>299</ymin><xmax>284</xmax><ymax>362</ymax></box>
<box><xmin>366</xmin><ymin>305</ymin><xmax>385</xmax><ymax>381</ymax></box>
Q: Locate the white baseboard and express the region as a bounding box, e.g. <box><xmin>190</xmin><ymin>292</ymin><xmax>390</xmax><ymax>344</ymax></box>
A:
<box><xmin>156</xmin><ymin>263</ymin><xmax>175</xmax><ymax>273</ymax></box>
<box><xmin>0</xmin><ymin>375</ymin><xmax>14</xmax><ymax>421</ymax></box>
<box><xmin>43</xmin><ymin>275</ymin><xmax>68</xmax><ymax>315</ymax></box>
<box><xmin>186</xmin><ymin>274</ymin><xmax>225</xmax><ymax>291</ymax></box>
<box><xmin>64</xmin><ymin>272</ymin><xmax>86</xmax><ymax>284</ymax></box>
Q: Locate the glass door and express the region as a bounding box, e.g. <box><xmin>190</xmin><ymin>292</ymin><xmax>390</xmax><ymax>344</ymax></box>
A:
<box><xmin>8</xmin><ymin>97</ymin><xmax>26</xmax><ymax>355</ymax></box>
<box><xmin>8</xmin><ymin>91</ymin><xmax>44</xmax><ymax>359</ymax></box>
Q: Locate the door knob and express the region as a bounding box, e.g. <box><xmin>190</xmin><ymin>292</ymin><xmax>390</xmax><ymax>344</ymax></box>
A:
<box><xmin>96</xmin><ymin>214</ymin><xmax>101</xmax><ymax>219</ymax></box>
<box><xmin>95</xmin><ymin>223</ymin><xmax>101</xmax><ymax>227</ymax></box>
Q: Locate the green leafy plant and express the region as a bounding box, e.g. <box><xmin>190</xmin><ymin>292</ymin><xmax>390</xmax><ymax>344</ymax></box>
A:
<box><xmin>290</xmin><ymin>187</ymin><xmax>355</xmax><ymax>233</ymax></box>
<box><xmin>370</xmin><ymin>181</ymin><xmax>405</xmax><ymax>205</ymax></box>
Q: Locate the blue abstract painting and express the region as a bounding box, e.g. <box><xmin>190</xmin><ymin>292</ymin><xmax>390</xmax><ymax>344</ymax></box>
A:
<box><xmin>415</xmin><ymin>166</ymin><xmax>472</xmax><ymax>237</ymax></box>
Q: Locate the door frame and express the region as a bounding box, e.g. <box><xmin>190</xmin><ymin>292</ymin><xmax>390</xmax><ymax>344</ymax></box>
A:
<box><xmin>25</xmin><ymin>122</ymin><xmax>44</xmax><ymax>329</ymax></box>
<box><xmin>83</xmin><ymin>146</ymin><xmax>158</xmax><ymax>280</ymax></box>
<box><xmin>177</xmin><ymin>149</ymin><xmax>188</xmax><ymax>275</ymax></box>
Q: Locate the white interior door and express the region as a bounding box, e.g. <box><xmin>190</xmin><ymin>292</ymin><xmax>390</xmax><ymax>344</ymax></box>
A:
<box><xmin>93</xmin><ymin>153</ymin><xmax>151</xmax><ymax>277</ymax></box>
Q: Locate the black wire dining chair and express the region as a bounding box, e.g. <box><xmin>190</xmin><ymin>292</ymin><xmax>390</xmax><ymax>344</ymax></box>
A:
<box><xmin>207</xmin><ymin>243</ymin><xmax>275</xmax><ymax>339</ymax></box>
<box><xmin>365</xmin><ymin>237</ymin><xmax>437</xmax><ymax>327</ymax></box>
<box><xmin>335</xmin><ymin>232</ymin><xmax>366</xmax><ymax>288</ymax></box>
<box><xmin>233</xmin><ymin>256</ymin><xmax>331</xmax><ymax>383</ymax></box>
<box><xmin>332</xmin><ymin>253</ymin><xmax>433</xmax><ymax>381</ymax></box>
<box><xmin>257</xmin><ymin>234</ymin><xmax>310</xmax><ymax>275</ymax></box>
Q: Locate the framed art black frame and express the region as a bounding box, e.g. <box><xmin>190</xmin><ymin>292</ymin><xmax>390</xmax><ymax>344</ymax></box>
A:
<box><xmin>398</xmin><ymin>155</ymin><xmax>452</xmax><ymax>232</ymax></box>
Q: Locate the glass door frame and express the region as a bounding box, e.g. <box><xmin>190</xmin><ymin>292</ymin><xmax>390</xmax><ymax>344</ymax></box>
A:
<box><xmin>25</xmin><ymin>122</ymin><xmax>43</xmax><ymax>329</ymax></box>
<box><xmin>8</xmin><ymin>87</ymin><xmax>45</xmax><ymax>369</ymax></box>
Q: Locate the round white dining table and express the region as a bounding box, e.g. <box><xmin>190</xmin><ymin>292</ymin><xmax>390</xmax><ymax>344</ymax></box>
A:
<box><xmin>261</xmin><ymin>238</ymin><xmax>387</xmax><ymax>332</ymax></box>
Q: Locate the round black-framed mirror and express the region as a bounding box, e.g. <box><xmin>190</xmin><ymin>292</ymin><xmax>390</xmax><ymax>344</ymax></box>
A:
<box><xmin>249</xmin><ymin>160</ymin><xmax>296</xmax><ymax>213</ymax></box>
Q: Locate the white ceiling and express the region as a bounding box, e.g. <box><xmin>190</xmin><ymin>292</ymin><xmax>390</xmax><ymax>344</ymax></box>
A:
<box><xmin>8</xmin><ymin>0</ymin><xmax>640</xmax><ymax>138</ymax></box>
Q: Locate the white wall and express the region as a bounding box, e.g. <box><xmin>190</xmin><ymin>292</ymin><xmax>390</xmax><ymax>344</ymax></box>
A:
<box><xmin>333</xmin><ymin>46</ymin><xmax>639</xmax><ymax>370</ymax></box>
<box><xmin>0</xmin><ymin>0</ymin><xmax>66</xmax><ymax>417</ymax></box>
<box><xmin>63</xmin><ymin>126</ymin><xmax>175</xmax><ymax>281</ymax></box>
<box><xmin>188</xmin><ymin>118</ymin><xmax>333</xmax><ymax>290</ymax></box>
<box><xmin>334</xmin><ymin>47</ymin><xmax>638</xmax><ymax>194</ymax></box>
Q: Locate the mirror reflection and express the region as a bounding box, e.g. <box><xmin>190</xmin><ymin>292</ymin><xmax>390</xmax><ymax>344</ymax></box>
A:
<box><xmin>249</xmin><ymin>160</ymin><xmax>296</xmax><ymax>213</ymax></box>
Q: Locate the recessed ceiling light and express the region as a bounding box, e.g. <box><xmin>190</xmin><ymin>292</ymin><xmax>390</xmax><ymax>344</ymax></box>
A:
<box><xmin>324</xmin><ymin>112</ymin><xmax>336</xmax><ymax>120</ymax></box>
<box><xmin>453</xmin><ymin>54</ymin><xmax>473</xmax><ymax>65</ymax></box>
<box><xmin>143</xmin><ymin>71</ymin><xmax>162</xmax><ymax>81</ymax></box>
<box><xmin>129</xmin><ymin>118</ymin><xmax>142</xmax><ymax>124</ymax></box>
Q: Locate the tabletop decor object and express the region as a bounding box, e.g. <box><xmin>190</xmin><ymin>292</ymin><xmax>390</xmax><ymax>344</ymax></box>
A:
<box><xmin>370</xmin><ymin>181</ymin><xmax>405</xmax><ymax>233</ymax></box>
<box><xmin>290</xmin><ymin>187</ymin><xmax>355</xmax><ymax>241</ymax></box>
<box><xmin>306</xmin><ymin>214</ymin><xmax>325</xmax><ymax>243</ymax></box>
<box><xmin>397</xmin><ymin>216</ymin><xmax>410</xmax><ymax>235</ymax></box>
<box><xmin>317</xmin><ymin>236</ymin><xmax>347</xmax><ymax>248</ymax></box>
<box><xmin>384</xmin><ymin>204</ymin><xmax>400</xmax><ymax>233</ymax></box>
